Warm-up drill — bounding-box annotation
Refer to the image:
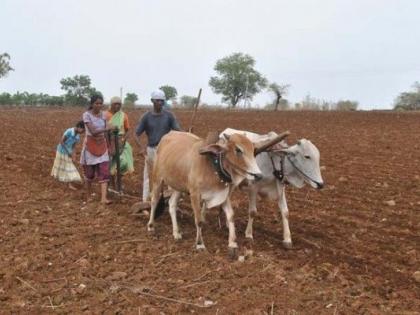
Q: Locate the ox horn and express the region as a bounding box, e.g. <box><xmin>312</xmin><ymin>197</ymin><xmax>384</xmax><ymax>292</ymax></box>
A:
<box><xmin>254</xmin><ymin>130</ymin><xmax>290</xmax><ymax>155</ymax></box>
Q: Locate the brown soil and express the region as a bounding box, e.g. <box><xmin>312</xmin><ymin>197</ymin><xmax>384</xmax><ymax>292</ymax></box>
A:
<box><xmin>0</xmin><ymin>107</ymin><xmax>419</xmax><ymax>314</ymax></box>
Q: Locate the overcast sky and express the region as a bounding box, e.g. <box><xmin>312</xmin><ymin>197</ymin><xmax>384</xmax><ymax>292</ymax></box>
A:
<box><xmin>1</xmin><ymin>0</ymin><xmax>419</xmax><ymax>109</ymax></box>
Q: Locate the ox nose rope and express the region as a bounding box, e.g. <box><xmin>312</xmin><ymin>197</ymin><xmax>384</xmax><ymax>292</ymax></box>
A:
<box><xmin>285</xmin><ymin>154</ymin><xmax>323</xmax><ymax>187</ymax></box>
<box><xmin>270</xmin><ymin>152</ymin><xmax>322</xmax><ymax>187</ymax></box>
<box><xmin>224</xmin><ymin>155</ymin><xmax>261</xmax><ymax>179</ymax></box>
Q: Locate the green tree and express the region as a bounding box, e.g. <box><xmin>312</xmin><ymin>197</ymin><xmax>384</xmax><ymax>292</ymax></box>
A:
<box><xmin>268</xmin><ymin>82</ymin><xmax>290</xmax><ymax>111</ymax></box>
<box><xmin>60</xmin><ymin>75</ymin><xmax>99</xmax><ymax>106</ymax></box>
<box><xmin>0</xmin><ymin>91</ymin><xmax>65</xmax><ymax>106</ymax></box>
<box><xmin>11</xmin><ymin>91</ymin><xmax>25</xmax><ymax>105</ymax></box>
<box><xmin>124</xmin><ymin>92</ymin><xmax>138</xmax><ymax>109</ymax></box>
<box><xmin>179</xmin><ymin>95</ymin><xmax>198</xmax><ymax>108</ymax></box>
<box><xmin>209</xmin><ymin>53</ymin><xmax>267</xmax><ymax>108</ymax></box>
<box><xmin>335</xmin><ymin>100</ymin><xmax>358</xmax><ymax>111</ymax></box>
<box><xmin>393</xmin><ymin>82</ymin><xmax>420</xmax><ymax>111</ymax></box>
<box><xmin>0</xmin><ymin>92</ymin><xmax>12</xmax><ymax>105</ymax></box>
<box><xmin>44</xmin><ymin>95</ymin><xmax>65</xmax><ymax>106</ymax></box>
<box><xmin>0</xmin><ymin>53</ymin><xmax>14</xmax><ymax>78</ymax></box>
<box><xmin>159</xmin><ymin>85</ymin><xmax>178</xmax><ymax>100</ymax></box>
<box><xmin>124</xmin><ymin>92</ymin><xmax>138</xmax><ymax>105</ymax></box>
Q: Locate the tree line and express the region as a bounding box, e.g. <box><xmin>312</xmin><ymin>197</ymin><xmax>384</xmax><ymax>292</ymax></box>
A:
<box><xmin>1</xmin><ymin>52</ymin><xmax>418</xmax><ymax>110</ymax></box>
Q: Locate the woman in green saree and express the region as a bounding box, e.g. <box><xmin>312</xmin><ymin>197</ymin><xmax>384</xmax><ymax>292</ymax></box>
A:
<box><xmin>106</xmin><ymin>97</ymin><xmax>134</xmax><ymax>187</ymax></box>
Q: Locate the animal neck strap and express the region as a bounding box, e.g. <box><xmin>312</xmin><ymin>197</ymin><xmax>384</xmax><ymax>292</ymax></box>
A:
<box><xmin>270</xmin><ymin>153</ymin><xmax>285</xmax><ymax>182</ymax></box>
<box><xmin>210</xmin><ymin>153</ymin><xmax>232</xmax><ymax>183</ymax></box>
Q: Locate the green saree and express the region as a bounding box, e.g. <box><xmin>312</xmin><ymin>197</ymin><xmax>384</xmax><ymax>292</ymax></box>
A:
<box><xmin>110</xmin><ymin>111</ymin><xmax>134</xmax><ymax>175</ymax></box>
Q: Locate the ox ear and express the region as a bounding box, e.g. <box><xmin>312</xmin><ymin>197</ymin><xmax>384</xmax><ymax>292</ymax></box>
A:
<box><xmin>199</xmin><ymin>144</ymin><xmax>226</xmax><ymax>156</ymax></box>
<box><xmin>223</xmin><ymin>133</ymin><xmax>230</xmax><ymax>140</ymax></box>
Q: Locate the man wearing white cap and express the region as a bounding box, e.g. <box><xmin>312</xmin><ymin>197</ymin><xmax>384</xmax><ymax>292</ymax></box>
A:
<box><xmin>135</xmin><ymin>90</ymin><xmax>181</xmax><ymax>202</ymax></box>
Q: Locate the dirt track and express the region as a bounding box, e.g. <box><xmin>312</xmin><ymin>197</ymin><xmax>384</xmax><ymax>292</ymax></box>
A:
<box><xmin>0</xmin><ymin>107</ymin><xmax>419</xmax><ymax>314</ymax></box>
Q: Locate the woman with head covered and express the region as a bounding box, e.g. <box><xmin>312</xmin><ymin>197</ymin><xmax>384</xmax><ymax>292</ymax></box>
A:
<box><xmin>105</xmin><ymin>96</ymin><xmax>135</xmax><ymax>189</ymax></box>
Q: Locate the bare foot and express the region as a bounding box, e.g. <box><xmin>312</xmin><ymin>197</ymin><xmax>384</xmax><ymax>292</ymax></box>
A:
<box><xmin>100</xmin><ymin>199</ymin><xmax>113</xmax><ymax>205</ymax></box>
<box><xmin>68</xmin><ymin>183</ymin><xmax>77</xmax><ymax>191</ymax></box>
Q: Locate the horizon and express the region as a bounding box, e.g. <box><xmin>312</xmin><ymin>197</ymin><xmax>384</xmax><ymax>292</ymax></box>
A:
<box><xmin>1</xmin><ymin>0</ymin><xmax>420</xmax><ymax>110</ymax></box>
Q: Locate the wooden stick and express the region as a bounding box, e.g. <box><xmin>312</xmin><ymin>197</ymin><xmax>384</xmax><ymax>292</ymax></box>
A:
<box><xmin>74</xmin><ymin>255</ymin><xmax>87</xmax><ymax>264</ymax></box>
<box><xmin>192</xmin><ymin>270</ymin><xmax>212</xmax><ymax>282</ymax></box>
<box><xmin>178</xmin><ymin>280</ymin><xmax>215</xmax><ymax>289</ymax></box>
<box><xmin>113</xmin><ymin>238</ymin><xmax>147</xmax><ymax>244</ymax></box>
<box><xmin>114</xmin><ymin>131</ymin><xmax>122</xmax><ymax>193</ymax></box>
<box><xmin>42</xmin><ymin>304</ymin><xmax>65</xmax><ymax>309</ymax></box>
<box><xmin>41</xmin><ymin>277</ymin><xmax>66</xmax><ymax>283</ymax></box>
<box><xmin>48</xmin><ymin>296</ymin><xmax>55</xmax><ymax>310</ymax></box>
<box><xmin>121</xmin><ymin>292</ymin><xmax>134</xmax><ymax>304</ymax></box>
<box><xmin>16</xmin><ymin>276</ymin><xmax>37</xmax><ymax>292</ymax></box>
<box><xmin>159</xmin><ymin>252</ymin><xmax>180</xmax><ymax>259</ymax></box>
<box><xmin>188</xmin><ymin>88</ymin><xmax>202</xmax><ymax>133</ymax></box>
<box><xmin>137</xmin><ymin>291</ymin><xmax>214</xmax><ymax>308</ymax></box>
<box><xmin>300</xmin><ymin>237</ymin><xmax>321</xmax><ymax>249</ymax></box>
<box><xmin>108</xmin><ymin>189</ymin><xmax>141</xmax><ymax>200</ymax></box>
<box><xmin>154</xmin><ymin>252</ymin><xmax>181</xmax><ymax>267</ymax></box>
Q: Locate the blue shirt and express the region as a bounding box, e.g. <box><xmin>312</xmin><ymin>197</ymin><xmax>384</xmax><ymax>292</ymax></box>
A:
<box><xmin>135</xmin><ymin>110</ymin><xmax>181</xmax><ymax>147</ymax></box>
<box><xmin>57</xmin><ymin>128</ymin><xmax>80</xmax><ymax>155</ymax></box>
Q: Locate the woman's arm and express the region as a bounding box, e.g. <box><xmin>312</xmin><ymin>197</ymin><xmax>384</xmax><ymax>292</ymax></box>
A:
<box><xmin>85</xmin><ymin>122</ymin><xmax>107</xmax><ymax>136</ymax></box>
<box><xmin>85</xmin><ymin>119</ymin><xmax>114</xmax><ymax>136</ymax></box>
<box><xmin>71</xmin><ymin>143</ymin><xmax>77</xmax><ymax>162</ymax></box>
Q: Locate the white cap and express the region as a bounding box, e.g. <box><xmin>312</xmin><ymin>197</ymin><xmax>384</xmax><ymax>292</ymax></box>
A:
<box><xmin>110</xmin><ymin>96</ymin><xmax>122</xmax><ymax>104</ymax></box>
<box><xmin>151</xmin><ymin>90</ymin><xmax>166</xmax><ymax>100</ymax></box>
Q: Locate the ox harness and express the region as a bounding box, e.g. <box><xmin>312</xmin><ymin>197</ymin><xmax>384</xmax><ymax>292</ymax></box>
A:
<box><xmin>210</xmin><ymin>152</ymin><xmax>261</xmax><ymax>184</ymax></box>
<box><xmin>211</xmin><ymin>153</ymin><xmax>232</xmax><ymax>184</ymax></box>
<box><xmin>270</xmin><ymin>153</ymin><xmax>286</xmax><ymax>183</ymax></box>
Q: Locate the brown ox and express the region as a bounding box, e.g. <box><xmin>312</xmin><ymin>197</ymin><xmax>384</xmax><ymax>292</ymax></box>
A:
<box><xmin>147</xmin><ymin>131</ymin><xmax>262</xmax><ymax>255</ymax></box>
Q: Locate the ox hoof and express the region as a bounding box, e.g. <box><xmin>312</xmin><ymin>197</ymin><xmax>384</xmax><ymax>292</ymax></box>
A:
<box><xmin>195</xmin><ymin>244</ymin><xmax>206</xmax><ymax>251</ymax></box>
<box><xmin>245</xmin><ymin>233</ymin><xmax>254</xmax><ymax>240</ymax></box>
<box><xmin>173</xmin><ymin>233</ymin><xmax>182</xmax><ymax>240</ymax></box>
<box><xmin>196</xmin><ymin>243</ymin><xmax>206</xmax><ymax>251</ymax></box>
<box><xmin>282</xmin><ymin>240</ymin><xmax>293</xmax><ymax>249</ymax></box>
<box><xmin>228</xmin><ymin>247</ymin><xmax>238</xmax><ymax>260</ymax></box>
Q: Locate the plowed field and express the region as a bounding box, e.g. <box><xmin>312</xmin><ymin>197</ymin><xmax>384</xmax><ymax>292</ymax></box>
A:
<box><xmin>0</xmin><ymin>107</ymin><xmax>419</xmax><ymax>314</ymax></box>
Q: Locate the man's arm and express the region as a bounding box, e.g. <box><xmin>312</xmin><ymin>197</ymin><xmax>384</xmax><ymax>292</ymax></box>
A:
<box><xmin>135</xmin><ymin>113</ymin><xmax>148</xmax><ymax>155</ymax></box>
<box><xmin>169</xmin><ymin>112</ymin><xmax>181</xmax><ymax>131</ymax></box>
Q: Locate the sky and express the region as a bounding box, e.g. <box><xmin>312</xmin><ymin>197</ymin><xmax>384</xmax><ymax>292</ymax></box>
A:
<box><xmin>1</xmin><ymin>0</ymin><xmax>419</xmax><ymax>109</ymax></box>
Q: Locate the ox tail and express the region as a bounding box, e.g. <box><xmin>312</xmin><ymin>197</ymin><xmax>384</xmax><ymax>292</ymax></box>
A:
<box><xmin>153</xmin><ymin>193</ymin><xmax>166</xmax><ymax>219</ymax></box>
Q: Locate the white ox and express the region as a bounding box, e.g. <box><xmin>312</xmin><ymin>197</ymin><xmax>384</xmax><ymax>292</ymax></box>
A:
<box><xmin>221</xmin><ymin>128</ymin><xmax>324</xmax><ymax>249</ymax></box>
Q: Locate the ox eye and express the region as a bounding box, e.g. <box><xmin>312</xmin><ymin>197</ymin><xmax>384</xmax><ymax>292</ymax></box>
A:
<box><xmin>304</xmin><ymin>155</ymin><xmax>311</xmax><ymax>159</ymax></box>
<box><xmin>235</xmin><ymin>147</ymin><xmax>243</xmax><ymax>156</ymax></box>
